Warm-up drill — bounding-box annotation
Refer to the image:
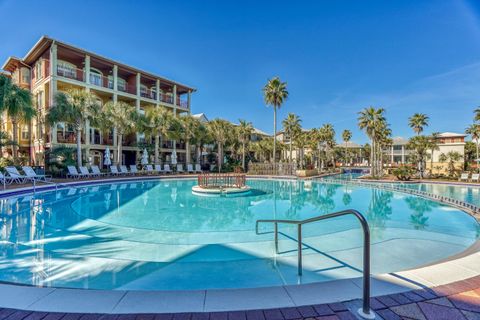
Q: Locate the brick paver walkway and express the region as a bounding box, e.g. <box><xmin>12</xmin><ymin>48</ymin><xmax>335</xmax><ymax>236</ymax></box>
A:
<box><xmin>0</xmin><ymin>276</ymin><xmax>480</xmax><ymax>320</ymax></box>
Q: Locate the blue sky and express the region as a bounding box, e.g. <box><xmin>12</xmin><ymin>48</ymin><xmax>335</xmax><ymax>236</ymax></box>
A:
<box><xmin>1</xmin><ymin>0</ymin><xmax>480</xmax><ymax>143</ymax></box>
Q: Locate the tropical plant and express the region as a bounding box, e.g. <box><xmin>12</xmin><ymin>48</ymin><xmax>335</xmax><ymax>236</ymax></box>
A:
<box><xmin>428</xmin><ymin>132</ymin><xmax>440</xmax><ymax>175</ymax></box>
<box><xmin>193</xmin><ymin>122</ymin><xmax>210</xmax><ymax>165</ymax></box>
<box><xmin>237</xmin><ymin>119</ymin><xmax>254</xmax><ymax>171</ymax></box>
<box><xmin>439</xmin><ymin>151</ymin><xmax>463</xmax><ymax>177</ymax></box>
<box><xmin>138</xmin><ymin>107</ymin><xmax>174</xmax><ymax>164</ymax></box>
<box><xmin>45</xmin><ymin>145</ymin><xmax>78</xmax><ymax>176</ymax></box>
<box><xmin>466</xmin><ymin>123</ymin><xmax>480</xmax><ymax>172</ymax></box>
<box><xmin>408</xmin><ymin>113</ymin><xmax>429</xmax><ymax>135</ymax></box>
<box><xmin>46</xmin><ymin>89</ymin><xmax>99</xmax><ymax>167</ymax></box>
<box><xmin>358</xmin><ymin>107</ymin><xmax>388</xmax><ymax>177</ymax></box>
<box><xmin>282</xmin><ymin>113</ymin><xmax>301</xmax><ymax>165</ymax></box>
<box><xmin>407</xmin><ymin>135</ymin><xmax>431</xmax><ymax>178</ymax></box>
<box><xmin>392</xmin><ymin>165</ymin><xmax>416</xmax><ymax>181</ymax></box>
<box><xmin>341</xmin><ymin>129</ymin><xmax>352</xmax><ymax>165</ymax></box>
<box><xmin>263</xmin><ymin>77</ymin><xmax>288</xmax><ymax>166</ymax></box>
<box><xmin>99</xmin><ymin>101</ymin><xmax>137</xmax><ymax>165</ymax></box>
<box><xmin>179</xmin><ymin>115</ymin><xmax>200</xmax><ymax>164</ymax></box>
<box><xmin>320</xmin><ymin>123</ymin><xmax>336</xmax><ymax>168</ymax></box>
<box><xmin>293</xmin><ymin>131</ymin><xmax>309</xmax><ymax>169</ymax></box>
<box><xmin>475</xmin><ymin>107</ymin><xmax>480</xmax><ymax>122</ymax></box>
<box><xmin>207</xmin><ymin>118</ymin><xmax>233</xmax><ymax>172</ymax></box>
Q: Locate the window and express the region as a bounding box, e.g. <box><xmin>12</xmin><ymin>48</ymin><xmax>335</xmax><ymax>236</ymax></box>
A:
<box><xmin>117</xmin><ymin>78</ymin><xmax>126</xmax><ymax>91</ymax></box>
<box><xmin>89</xmin><ymin>69</ymin><xmax>103</xmax><ymax>86</ymax></box>
<box><xmin>21</xmin><ymin>125</ymin><xmax>29</xmax><ymax>140</ymax></box>
<box><xmin>21</xmin><ymin>68</ymin><xmax>30</xmax><ymax>84</ymax></box>
<box><xmin>35</xmin><ymin>61</ymin><xmax>42</xmax><ymax>80</ymax></box>
<box><xmin>57</xmin><ymin>60</ymin><xmax>77</xmax><ymax>78</ymax></box>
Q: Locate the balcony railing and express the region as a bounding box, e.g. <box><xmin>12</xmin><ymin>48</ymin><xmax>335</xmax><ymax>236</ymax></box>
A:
<box><xmin>57</xmin><ymin>65</ymin><xmax>85</xmax><ymax>82</ymax></box>
<box><xmin>177</xmin><ymin>99</ymin><xmax>188</xmax><ymax>108</ymax></box>
<box><xmin>118</xmin><ymin>83</ymin><xmax>136</xmax><ymax>95</ymax></box>
<box><xmin>160</xmin><ymin>94</ymin><xmax>174</xmax><ymax>104</ymax></box>
<box><xmin>89</xmin><ymin>73</ymin><xmax>114</xmax><ymax>90</ymax></box>
<box><xmin>140</xmin><ymin>88</ymin><xmax>156</xmax><ymax>100</ymax></box>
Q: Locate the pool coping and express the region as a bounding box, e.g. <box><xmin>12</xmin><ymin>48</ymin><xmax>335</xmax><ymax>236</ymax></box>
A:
<box><xmin>0</xmin><ymin>175</ymin><xmax>478</xmax><ymax>314</ymax></box>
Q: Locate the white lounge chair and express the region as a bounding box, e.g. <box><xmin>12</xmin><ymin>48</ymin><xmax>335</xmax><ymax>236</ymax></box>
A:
<box><xmin>110</xmin><ymin>165</ymin><xmax>121</xmax><ymax>176</ymax></box>
<box><xmin>22</xmin><ymin>166</ymin><xmax>52</xmax><ymax>181</ymax></box>
<box><xmin>176</xmin><ymin>164</ymin><xmax>185</xmax><ymax>174</ymax></box>
<box><xmin>164</xmin><ymin>164</ymin><xmax>172</xmax><ymax>174</ymax></box>
<box><xmin>459</xmin><ymin>173</ymin><xmax>469</xmax><ymax>182</ymax></box>
<box><xmin>129</xmin><ymin>165</ymin><xmax>139</xmax><ymax>175</ymax></box>
<box><xmin>145</xmin><ymin>165</ymin><xmax>155</xmax><ymax>175</ymax></box>
<box><xmin>154</xmin><ymin>164</ymin><xmax>164</xmax><ymax>174</ymax></box>
<box><xmin>471</xmin><ymin>173</ymin><xmax>479</xmax><ymax>183</ymax></box>
<box><xmin>120</xmin><ymin>165</ymin><xmax>133</xmax><ymax>175</ymax></box>
<box><xmin>0</xmin><ymin>172</ymin><xmax>13</xmax><ymax>187</ymax></box>
<box><xmin>5</xmin><ymin>166</ymin><xmax>29</xmax><ymax>183</ymax></box>
<box><xmin>195</xmin><ymin>164</ymin><xmax>202</xmax><ymax>173</ymax></box>
<box><xmin>91</xmin><ymin>165</ymin><xmax>106</xmax><ymax>177</ymax></box>
<box><xmin>79</xmin><ymin>166</ymin><xmax>93</xmax><ymax>178</ymax></box>
<box><xmin>67</xmin><ymin>166</ymin><xmax>83</xmax><ymax>179</ymax></box>
<box><xmin>187</xmin><ymin>164</ymin><xmax>194</xmax><ymax>174</ymax></box>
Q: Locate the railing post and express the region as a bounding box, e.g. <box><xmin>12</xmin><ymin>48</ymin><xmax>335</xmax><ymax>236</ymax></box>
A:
<box><xmin>297</xmin><ymin>224</ymin><xmax>302</xmax><ymax>276</ymax></box>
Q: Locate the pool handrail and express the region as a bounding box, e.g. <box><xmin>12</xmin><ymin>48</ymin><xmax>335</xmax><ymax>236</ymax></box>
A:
<box><xmin>255</xmin><ymin>209</ymin><xmax>374</xmax><ymax>319</ymax></box>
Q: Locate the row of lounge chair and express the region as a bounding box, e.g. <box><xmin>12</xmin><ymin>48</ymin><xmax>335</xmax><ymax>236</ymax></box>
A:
<box><xmin>459</xmin><ymin>172</ymin><xmax>480</xmax><ymax>182</ymax></box>
<box><xmin>66</xmin><ymin>164</ymin><xmax>203</xmax><ymax>179</ymax></box>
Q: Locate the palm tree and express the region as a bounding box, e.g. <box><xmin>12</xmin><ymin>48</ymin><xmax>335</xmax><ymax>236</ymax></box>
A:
<box><xmin>100</xmin><ymin>101</ymin><xmax>137</xmax><ymax>165</ymax></box>
<box><xmin>237</xmin><ymin>119</ymin><xmax>254</xmax><ymax>171</ymax></box>
<box><xmin>46</xmin><ymin>89</ymin><xmax>98</xmax><ymax>167</ymax></box>
<box><xmin>0</xmin><ymin>75</ymin><xmax>35</xmax><ymax>162</ymax></box>
<box><xmin>193</xmin><ymin>123</ymin><xmax>210</xmax><ymax>165</ymax></box>
<box><xmin>320</xmin><ymin>124</ymin><xmax>336</xmax><ymax>168</ymax></box>
<box><xmin>342</xmin><ymin>129</ymin><xmax>352</xmax><ymax>165</ymax></box>
<box><xmin>179</xmin><ymin>115</ymin><xmax>200</xmax><ymax>164</ymax></box>
<box><xmin>475</xmin><ymin>107</ymin><xmax>480</xmax><ymax>122</ymax></box>
<box><xmin>140</xmin><ymin>107</ymin><xmax>175</xmax><ymax>164</ymax></box>
<box><xmin>358</xmin><ymin>107</ymin><xmax>387</xmax><ymax>177</ymax></box>
<box><xmin>466</xmin><ymin>124</ymin><xmax>480</xmax><ymax>172</ymax></box>
<box><xmin>263</xmin><ymin>77</ymin><xmax>288</xmax><ymax>166</ymax></box>
<box><xmin>407</xmin><ymin>135</ymin><xmax>430</xmax><ymax>178</ymax></box>
<box><xmin>294</xmin><ymin>131</ymin><xmax>308</xmax><ymax>169</ymax></box>
<box><xmin>282</xmin><ymin>113</ymin><xmax>301</xmax><ymax>165</ymax></box>
<box><xmin>428</xmin><ymin>132</ymin><xmax>440</xmax><ymax>174</ymax></box>
<box><xmin>439</xmin><ymin>151</ymin><xmax>463</xmax><ymax>177</ymax></box>
<box><xmin>207</xmin><ymin>118</ymin><xmax>232</xmax><ymax>172</ymax></box>
<box><xmin>408</xmin><ymin>113</ymin><xmax>429</xmax><ymax>135</ymax></box>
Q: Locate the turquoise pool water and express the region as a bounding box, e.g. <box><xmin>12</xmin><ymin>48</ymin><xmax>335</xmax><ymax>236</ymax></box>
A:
<box><xmin>400</xmin><ymin>182</ymin><xmax>480</xmax><ymax>207</ymax></box>
<box><xmin>0</xmin><ymin>178</ymin><xmax>477</xmax><ymax>290</ymax></box>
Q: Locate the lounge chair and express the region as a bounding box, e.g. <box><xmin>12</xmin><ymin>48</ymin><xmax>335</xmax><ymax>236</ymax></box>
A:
<box><xmin>67</xmin><ymin>166</ymin><xmax>84</xmax><ymax>179</ymax></box>
<box><xmin>120</xmin><ymin>165</ymin><xmax>133</xmax><ymax>175</ymax></box>
<box><xmin>22</xmin><ymin>166</ymin><xmax>52</xmax><ymax>181</ymax></box>
<box><xmin>145</xmin><ymin>165</ymin><xmax>155</xmax><ymax>175</ymax></box>
<box><xmin>154</xmin><ymin>164</ymin><xmax>164</xmax><ymax>174</ymax></box>
<box><xmin>459</xmin><ymin>173</ymin><xmax>469</xmax><ymax>182</ymax></box>
<box><xmin>195</xmin><ymin>164</ymin><xmax>202</xmax><ymax>173</ymax></box>
<box><xmin>5</xmin><ymin>166</ymin><xmax>29</xmax><ymax>183</ymax></box>
<box><xmin>79</xmin><ymin>166</ymin><xmax>93</xmax><ymax>178</ymax></box>
<box><xmin>110</xmin><ymin>165</ymin><xmax>121</xmax><ymax>176</ymax></box>
<box><xmin>176</xmin><ymin>164</ymin><xmax>185</xmax><ymax>174</ymax></box>
<box><xmin>0</xmin><ymin>172</ymin><xmax>13</xmax><ymax>187</ymax></box>
<box><xmin>91</xmin><ymin>165</ymin><xmax>106</xmax><ymax>177</ymax></box>
<box><xmin>164</xmin><ymin>164</ymin><xmax>172</xmax><ymax>174</ymax></box>
<box><xmin>129</xmin><ymin>165</ymin><xmax>140</xmax><ymax>175</ymax></box>
<box><xmin>471</xmin><ymin>173</ymin><xmax>480</xmax><ymax>183</ymax></box>
<box><xmin>187</xmin><ymin>164</ymin><xmax>195</xmax><ymax>174</ymax></box>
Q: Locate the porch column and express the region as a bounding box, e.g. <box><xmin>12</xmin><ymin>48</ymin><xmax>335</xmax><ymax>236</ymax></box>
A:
<box><xmin>85</xmin><ymin>55</ymin><xmax>91</xmax><ymax>85</ymax></box>
<box><xmin>156</xmin><ymin>79</ymin><xmax>160</xmax><ymax>104</ymax></box>
<box><xmin>136</xmin><ymin>73</ymin><xmax>141</xmax><ymax>97</ymax></box>
<box><xmin>187</xmin><ymin>90</ymin><xmax>191</xmax><ymax>112</ymax></box>
<box><xmin>50</xmin><ymin>42</ymin><xmax>58</xmax><ymax>144</ymax></box>
<box><xmin>401</xmin><ymin>146</ymin><xmax>405</xmax><ymax>163</ymax></box>
<box><xmin>113</xmin><ymin>65</ymin><xmax>118</xmax><ymax>91</ymax></box>
<box><xmin>391</xmin><ymin>145</ymin><xmax>394</xmax><ymax>164</ymax></box>
<box><xmin>173</xmin><ymin>84</ymin><xmax>177</xmax><ymax>163</ymax></box>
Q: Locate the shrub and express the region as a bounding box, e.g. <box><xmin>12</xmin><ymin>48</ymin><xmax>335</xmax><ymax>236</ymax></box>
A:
<box><xmin>392</xmin><ymin>165</ymin><xmax>416</xmax><ymax>181</ymax></box>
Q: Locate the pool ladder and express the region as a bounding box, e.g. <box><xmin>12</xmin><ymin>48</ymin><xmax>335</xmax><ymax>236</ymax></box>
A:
<box><xmin>256</xmin><ymin>209</ymin><xmax>374</xmax><ymax>319</ymax></box>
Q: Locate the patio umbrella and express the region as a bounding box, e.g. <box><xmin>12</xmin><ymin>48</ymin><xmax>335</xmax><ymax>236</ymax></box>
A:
<box><xmin>104</xmin><ymin>148</ymin><xmax>112</xmax><ymax>166</ymax></box>
<box><xmin>171</xmin><ymin>150</ymin><xmax>178</xmax><ymax>165</ymax></box>
<box><xmin>141</xmin><ymin>148</ymin><xmax>149</xmax><ymax>165</ymax></box>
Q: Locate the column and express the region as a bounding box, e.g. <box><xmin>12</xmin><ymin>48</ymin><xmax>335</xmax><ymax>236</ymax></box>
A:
<box><xmin>391</xmin><ymin>145</ymin><xmax>394</xmax><ymax>164</ymax></box>
<box><xmin>85</xmin><ymin>55</ymin><xmax>91</xmax><ymax>85</ymax></box>
<box><xmin>112</xmin><ymin>94</ymin><xmax>118</xmax><ymax>163</ymax></box>
<box><xmin>402</xmin><ymin>146</ymin><xmax>405</xmax><ymax>163</ymax></box>
<box><xmin>187</xmin><ymin>90</ymin><xmax>191</xmax><ymax>112</ymax></box>
<box><xmin>173</xmin><ymin>84</ymin><xmax>177</xmax><ymax>108</ymax></box>
<box><xmin>136</xmin><ymin>73</ymin><xmax>141</xmax><ymax>97</ymax></box>
<box><xmin>50</xmin><ymin>42</ymin><xmax>58</xmax><ymax>144</ymax></box>
<box><xmin>113</xmin><ymin>65</ymin><xmax>118</xmax><ymax>91</ymax></box>
<box><xmin>156</xmin><ymin>79</ymin><xmax>160</xmax><ymax>103</ymax></box>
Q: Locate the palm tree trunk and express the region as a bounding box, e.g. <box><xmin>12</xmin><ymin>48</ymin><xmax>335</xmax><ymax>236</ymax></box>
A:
<box><xmin>242</xmin><ymin>141</ymin><xmax>246</xmax><ymax>170</ymax></box>
<box><xmin>289</xmin><ymin>141</ymin><xmax>292</xmax><ymax>165</ymax></box>
<box><xmin>218</xmin><ymin>142</ymin><xmax>222</xmax><ymax>172</ymax></box>
<box><xmin>154</xmin><ymin>135</ymin><xmax>159</xmax><ymax>164</ymax></box>
<box><xmin>186</xmin><ymin>140</ymin><xmax>191</xmax><ymax>164</ymax></box>
<box><xmin>476</xmin><ymin>138</ymin><xmax>479</xmax><ymax>173</ymax></box>
<box><xmin>430</xmin><ymin>148</ymin><xmax>434</xmax><ymax>175</ymax></box>
<box><xmin>11</xmin><ymin>120</ymin><xmax>18</xmax><ymax>161</ymax></box>
<box><xmin>117</xmin><ymin>134</ymin><xmax>123</xmax><ymax>165</ymax></box>
<box><xmin>273</xmin><ymin>106</ymin><xmax>277</xmax><ymax>167</ymax></box>
<box><xmin>76</xmin><ymin>128</ymin><xmax>82</xmax><ymax>168</ymax></box>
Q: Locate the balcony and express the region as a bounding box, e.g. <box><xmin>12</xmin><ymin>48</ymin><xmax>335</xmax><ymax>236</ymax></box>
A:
<box><xmin>176</xmin><ymin>99</ymin><xmax>188</xmax><ymax>109</ymax></box>
<box><xmin>160</xmin><ymin>94</ymin><xmax>173</xmax><ymax>104</ymax></box>
<box><xmin>118</xmin><ymin>83</ymin><xmax>136</xmax><ymax>95</ymax></box>
<box><xmin>57</xmin><ymin>65</ymin><xmax>85</xmax><ymax>82</ymax></box>
<box><xmin>89</xmin><ymin>73</ymin><xmax>114</xmax><ymax>90</ymax></box>
<box><xmin>57</xmin><ymin>132</ymin><xmax>84</xmax><ymax>144</ymax></box>
<box><xmin>140</xmin><ymin>88</ymin><xmax>156</xmax><ymax>100</ymax></box>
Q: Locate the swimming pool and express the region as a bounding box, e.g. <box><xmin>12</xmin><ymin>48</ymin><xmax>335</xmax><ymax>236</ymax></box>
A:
<box><xmin>0</xmin><ymin>178</ymin><xmax>477</xmax><ymax>290</ymax></box>
<box><xmin>399</xmin><ymin>182</ymin><xmax>480</xmax><ymax>207</ymax></box>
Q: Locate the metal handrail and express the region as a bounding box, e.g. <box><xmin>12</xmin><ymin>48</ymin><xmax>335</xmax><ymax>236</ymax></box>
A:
<box><xmin>256</xmin><ymin>209</ymin><xmax>374</xmax><ymax>319</ymax></box>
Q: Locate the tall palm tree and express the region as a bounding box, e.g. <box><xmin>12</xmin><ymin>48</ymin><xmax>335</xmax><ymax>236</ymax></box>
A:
<box><xmin>193</xmin><ymin>122</ymin><xmax>210</xmax><ymax>165</ymax></box>
<box><xmin>475</xmin><ymin>107</ymin><xmax>480</xmax><ymax>122</ymax></box>
<box><xmin>237</xmin><ymin>119</ymin><xmax>253</xmax><ymax>171</ymax></box>
<box><xmin>140</xmin><ymin>107</ymin><xmax>174</xmax><ymax>164</ymax></box>
<box><xmin>294</xmin><ymin>131</ymin><xmax>308</xmax><ymax>169</ymax></box>
<box><xmin>358</xmin><ymin>107</ymin><xmax>387</xmax><ymax>177</ymax></box>
<box><xmin>179</xmin><ymin>115</ymin><xmax>200</xmax><ymax>164</ymax></box>
<box><xmin>466</xmin><ymin>124</ymin><xmax>480</xmax><ymax>172</ymax></box>
<box><xmin>100</xmin><ymin>101</ymin><xmax>137</xmax><ymax>165</ymax></box>
<box><xmin>408</xmin><ymin>113</ymin><xmax>429</xmax><ymax>135</ymax></box>
<box><xmin>46</xmin><ymin>89</ymin><xmax>98</xmax><ymax>167</ymax></box>
<box><xmin>282</xmin><ymin>113</ymin><xmax>301</xmax><ymax>165</ymax></box>
<box><xmin>0</xmin><ymin>75</ymin><xmax>35</xmax><ymax>162</ymax></box>
<box><xmin>263</xmin><ymin>77</ymin><xmax>288</xmax><ymax>166</ymax></box>
<box><xmin>207</xmin><ymin>118</ymin><xmax>232</xmax><ymax>172</ymax></box>
<box><xmin>320</xmin><ymin>123</ymin><xmax>336</xmax><ymax>168</ymax></box>
<box><xmin>428</xmin><ymin>132</ymin><xmax>440</xmax><ymax>174</ymax></box>
<box><xmin>342</xmin><ymin>129</ymin><xmax>352</xmax><ymax>165</ymax></box>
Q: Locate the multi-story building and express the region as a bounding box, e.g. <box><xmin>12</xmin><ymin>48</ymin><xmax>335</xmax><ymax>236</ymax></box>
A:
<box><xmin>1</xmin><ymin>36</ymin><xmax>195</xmax><ymax>166</ymax></box>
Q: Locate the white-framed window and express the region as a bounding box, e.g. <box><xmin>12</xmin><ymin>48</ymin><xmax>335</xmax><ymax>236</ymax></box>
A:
<box><xmin>21</xmin><ymin>67</ymin><xmax>30</xmax><ymax>84</ymax></box>
<box><xmin>89</xmin><ymin>68</ymin><xmax>103</xmax><ymax>86</ymax></box>
<box><xmin>35</xmin><ymin>61</ymin><xmax>42</xmax><ymax>80</ymax></box>
<box><xmin>21</xmin><ymin>125</ymin><xmax>29</xmax><ymax>140</ymax></box>
<box><xmin>57</xmin><ymin>60</ymin><xmax>77</xmax><ymax>78</ymax></box>
<box><xmin>117</xmin><ymin>78</ymin><xmax>127</xmax><ymax>91</ymax></box>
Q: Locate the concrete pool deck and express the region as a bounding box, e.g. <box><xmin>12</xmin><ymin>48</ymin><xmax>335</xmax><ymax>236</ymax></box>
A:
<box><xmin>0</xmin><ymin>175</ymin><xmax>478</xmax><ymax>317</ymax></box>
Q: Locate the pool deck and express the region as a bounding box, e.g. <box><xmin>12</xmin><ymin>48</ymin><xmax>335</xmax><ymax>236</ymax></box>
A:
<box><xmin>0</xmin><ymin>175</ymin><xmax>479</xmax><ymax>318</ymax></box>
